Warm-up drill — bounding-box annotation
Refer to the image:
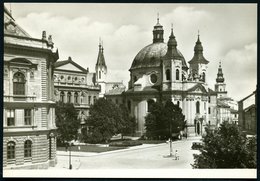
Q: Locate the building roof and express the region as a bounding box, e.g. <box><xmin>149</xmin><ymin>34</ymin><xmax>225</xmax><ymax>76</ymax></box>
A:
<box><xmin>105</xmin><ymin>87</ymin><xmax>125</xmax><ymax>95</ymax></box>
<box><xmin>54</xmin><ymin>56</ymin><xmax>89</xmax><ymax>73</ymax></box>
<box><xmin>4</xmin><ymin>6</ymin><xmax>31</xmax><ymax>38</ymax></box>
<box><xmin>188</xmin><ymin>35</ymin><xmax>209</xmax><ymax>64</ymax></box>
<box><xmin>244</xmin><ymin>104</ymin><xmax>256</xmax><ymax>112</ymax></box>
<box><xmin>217</xmin><ymin>100</ymin><xmax>230</xmax><ymax>108</ymax></box>
<box><xmin>95</xmin><ymin>43</ymin><xmax>107</xmax><ymax>70</ymax></box>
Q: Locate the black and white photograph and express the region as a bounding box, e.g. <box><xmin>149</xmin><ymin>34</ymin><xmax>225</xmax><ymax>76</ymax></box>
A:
<box><xmin>3</xmin><ymin>2</ymin><xmax>257</xmax><ymax>178</ymax></box>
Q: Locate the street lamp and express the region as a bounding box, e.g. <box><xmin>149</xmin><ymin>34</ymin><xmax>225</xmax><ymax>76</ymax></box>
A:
<box><xmin>69</xmin><ymin>142</ymin><xmax>72</xmax><ymax>169</ymax></box>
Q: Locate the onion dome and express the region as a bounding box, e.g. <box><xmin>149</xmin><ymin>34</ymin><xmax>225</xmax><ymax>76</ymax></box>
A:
<box><xmin>164</xmin><ymin>26</ymin><xmax>188</xmax><ymax>70</ymax></box>
<box><xmin>216</xmin><ymin>61</ymin><xmax>225</xmax><ymax>83</ymax></box>
<box><xmin>189</xmin><ymin>34</ymin><xmax>209</xmax><ymax>64</ymax></box>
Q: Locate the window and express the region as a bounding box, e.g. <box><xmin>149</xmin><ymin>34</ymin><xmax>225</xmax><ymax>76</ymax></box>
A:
<box><xmin>7</xmin><ymin>109</ymin><xmax>15</xmax><ymax>126</ymax></box>
<box><xmin>202</xmin><ymin>72</ymin><xmax>205</xmax><ymax>82</ymax></box>
<box><xmin>93</xmin><ymin>96</ymin><xmax>97</xmax><ymax>104</ymax></box>
<box><xmin>177</xmin><ymin>101</ymin><xmax>180</xmax><ymax>107</ymax></box>
<box><xmin>147</xmin><ymin>99</ymin><xmax>155</xmax><ymax>112</ymax></box>
<box><xmin>88</xmin><ymin>96</ymin><xmax>91</xmax><ymax>105</ymax></box>
<box><xmin>60</xmin><ymin>91</ymin><xmax>65</xmax><ymax>102</ymax></box>
<box><xmin>235</xmin><ymin>114</ymin><xmax>237</xmax><ymax>118</ymax></box>
<box><xmin>176</xmin><ymin>69</ymin><xmax>179</xmax><ymax>80</ymax></box>
<box><xmin>24</xmin><ymin>109</ymin><xmax>31</xmax><ymax>125</ymax></box>
<box><xmin>127</xmin><ymin>100</ymin><xmax>131</xmax><ymax>111</ymax></box>
<box><xmin>166</xmin><ymin>69</ymin><xmax>171</xmax><ymax>80</ymax></box>
<box><xmin>67</xmin><ymin>92</ymin><xmax>71</xmax><ymax>103</ymax></box>
<box><xmin>196</xmin><ymin>101</ymin><xmax>200</xmax><ymax>114</ymax></box>
<box><xmin>208</xmin><ymin>107</ymin><xmax>211</xmax><ymax>114</ymax></box>
<box><xmin>7</xmin><ymin>141</ymin><xmax>15</xmax><ymax>160</ymax></box>
<box><xmin>150</xmin><ymin>74</ymin><xmax>157</xmax><ymax>84</ymax></box>
<box><xmin>99</xmin><ymin>71</ymin><xmax>101</xmax><ymax>79</ymax></box>
<box><xmin>74</xmin><ymin>92</ymin><xmax>78</xmax><ymax>104</ymax></box>
<box><xmin>13</xmin><ymin>72</ymin><xmax>25</xmax><ymax>95</ymax></box>
<box><xmin>24</xmin><ymin>140</ymin><xmax>32</xmax><ymax>158</ymax></box>
<box><xmin>208</xmin><ymin>96</ymin><xmax>211</xmax><ymax>103</ymax></box>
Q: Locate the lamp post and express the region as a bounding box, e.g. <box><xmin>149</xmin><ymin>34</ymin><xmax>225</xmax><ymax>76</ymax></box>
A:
<box><xmin>69</xmin><ymin>142</ymin><xmax>72</xmax><ymax>169</ymax></box>
<box><xmin>169</xmin><ymin>119</ymin><xmax>173</xmax><ymax>157</ymax></box>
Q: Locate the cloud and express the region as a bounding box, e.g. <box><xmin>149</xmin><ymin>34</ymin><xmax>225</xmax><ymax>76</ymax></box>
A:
<box><xmin>222</xmin><ymin>42</ymin><xmax>257</xmax><ymax>101</ymax></box>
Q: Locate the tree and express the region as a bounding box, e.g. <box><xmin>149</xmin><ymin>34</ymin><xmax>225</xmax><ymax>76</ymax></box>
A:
<box><xmin>145</xmin><ymin>99</ymin><xmax>185</xmax><ymax>140</ymax></box>
<box><xmin>82</xmin><ymin>98</ymin><xmax>125</xmax><ymax>143</ymax></box>
<box><xmin>119</xmin><ymin>104</ymin><xmax>137</xmax><ymax>138</ymax></box>
<box><xmin>55</xmin><ymin>102</ymin><xmax>80</xmax><ymax>145</ymax></box>
<box><xmin>192</xmin><ymin>121</ymin><xmax>257</xmax><ymax>168</ymax></box>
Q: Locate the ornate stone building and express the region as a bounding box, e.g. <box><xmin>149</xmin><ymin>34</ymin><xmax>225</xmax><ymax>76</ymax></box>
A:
<box><xmin>53</xmin><ymin>56</ymin><xmax>100</xmax><ymax>126</ymax></box>
<box><xmin>3</xmin><ymin>6</ymin><xmax>58</xmax><ymax>169</ymax></box>
<box><xmin>106</xmin><ymin>18</ymin><xmax>238</xmax><ymax>137</ymax></box>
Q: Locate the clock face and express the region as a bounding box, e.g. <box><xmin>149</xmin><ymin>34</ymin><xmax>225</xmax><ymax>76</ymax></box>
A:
<box><xmin>150</xmin><ymin>74</ymin><xmax>157</xmax><ymax>84</ymax></box>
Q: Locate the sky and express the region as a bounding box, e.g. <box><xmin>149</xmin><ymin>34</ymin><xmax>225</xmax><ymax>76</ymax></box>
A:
<box><xmin>6</xmin><ymin>3</ymin><xmax>257</xmax><ymax>101</ymax></box>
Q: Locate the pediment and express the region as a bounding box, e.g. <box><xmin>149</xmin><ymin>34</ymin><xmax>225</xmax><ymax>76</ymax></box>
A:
<box><xmin>55</xmin><ymin>62</ymin><xmax>86</xmax><ymax>73</ymax></box>
<box><xmin>187</xmin><ymin>84</ymin><xmax>208</xmax><ymax>94</ymax></box>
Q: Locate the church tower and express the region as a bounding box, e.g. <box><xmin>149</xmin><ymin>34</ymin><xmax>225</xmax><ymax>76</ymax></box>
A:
<box><xmin>188</xmin><ymin>32</ymin><xmax>209</xmax><ymax>83</ymax></box>
<box><xmin>95</xmin><ymin>40</ymin><xmax>107</xmax><ymax>97</ymax></box>
<box><xmin>162</xmin><ymin>25</ymin><xmax>185</xmax><ymax>91</ymax></box>
<box><xmin>215</xmin><ymin>61</ymin><xmax>227</xmax><ymax>98</ymax></box>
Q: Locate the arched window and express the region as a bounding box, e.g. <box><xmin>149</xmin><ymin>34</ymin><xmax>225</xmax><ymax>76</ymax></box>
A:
<box><xmin>99</xmin><ymin>71</ymin><xmax>101</xmax><ymax>79</ymax></box>
<box><xmin>60</xmin><ymin>91</ymin><xmax>65</xmax><ymax>102</ymax></box>
<box><xmin>202</xmin><ymin>72</ymin><xmax>205</xmax><ymax>82</ymax></box>
<box><xmin>127</xmin><ymin>100</ymin><xmax>131</xmax><ymax>111</ymax></box>
<box><xmin>74</xmin><ymin>92</ymin><xmax>78</xmax><ymax>104</ymax></box>
<box><xmin>177</xmin><ymin>101</ymin><xmax>180</xmax><ymax>107</ymax></box>
<box><xmin>13</xmin><ymin>72</ymin><xmax>25</xmax><ymax>95</ymax></box>
<box><xmin>7</xmin><ymin>141</ymin><xmax>15</xmax><ymax>160</ymax></box>
<box><xmin>166</xmin><ymin>69</ymin><xmax>171</xmax><ymax>80</ymax></box>
<box><xmin>67</xmin><ymin>92</ymin><xmax>71</xmax><ymax>103</ymax></box>
<box><xmin>147</xmin><ymin>99</ymin><xmax>155</xmax><ymax>112</ymax></box>
<box><xmin>196</xmin><ymin>101</ymin><xmax>200</xmax><ymax>114</ymax></box>
<box><xmin>176</xmin><ymin>69</ymin><xmax>180</xmax><ymax>80</ymax></box>
<box><xmin>24</xmin><ymin>140</ymin><xmax>32</xmax><ymax>158</ymax></box>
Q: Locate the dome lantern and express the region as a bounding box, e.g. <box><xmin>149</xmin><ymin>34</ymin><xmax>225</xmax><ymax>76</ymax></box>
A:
<box><xmin>152</xmin><ymin>13</ymin><xmax>164</xmax><ymax>43</ymax></box>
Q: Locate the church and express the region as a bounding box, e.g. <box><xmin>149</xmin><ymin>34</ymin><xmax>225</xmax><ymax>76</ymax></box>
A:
<box><xmin>105</xmin><ymin>17</ymin><xmax>238</xmax><ymax>137</ymax></box>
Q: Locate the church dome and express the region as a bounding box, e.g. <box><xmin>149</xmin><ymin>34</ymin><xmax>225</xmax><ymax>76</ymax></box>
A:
<box><xmin>130</xmin><ymin>42</ymin><xmax>186</xmax><ymax>70</ymax></box>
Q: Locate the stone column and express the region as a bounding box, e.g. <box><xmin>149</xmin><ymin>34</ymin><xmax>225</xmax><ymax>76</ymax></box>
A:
<box><xmin>71</xmin><ymin>92</ymin><xmax>75</xmax><ymax>104</ymax></box>
<box><xmin>64</xmin><ymin>91</ymin><xmax>68</xmax><ymax>103</ymax></box>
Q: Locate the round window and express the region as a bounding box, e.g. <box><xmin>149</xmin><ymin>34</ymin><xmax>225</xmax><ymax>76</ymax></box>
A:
<box><xmin>150</xmin><ymin>74</ymin><xmax>157</xmax><ymax>84</ymax></box>
<box><xmin>68</xmin><ymin>76</ymin><xmax>71</xmax><ymax>80</ymax></box>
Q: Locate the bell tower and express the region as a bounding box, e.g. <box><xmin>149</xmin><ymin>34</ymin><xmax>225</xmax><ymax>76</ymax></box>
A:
<box><xmin>215</xmin><ymin>61</ymin><xmax>227</xmax><ymax>98</ymax></box>
<box><xmin>95</xmin><ymin>39</ymin><xmax>107</xmax><ymax>97</ymax></box>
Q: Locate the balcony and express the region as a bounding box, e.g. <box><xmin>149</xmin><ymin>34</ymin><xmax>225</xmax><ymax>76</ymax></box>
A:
<box><xmin>4</xmin><ymin>95</ymin><xmax>37</xmax><ymax>102</ymax></box>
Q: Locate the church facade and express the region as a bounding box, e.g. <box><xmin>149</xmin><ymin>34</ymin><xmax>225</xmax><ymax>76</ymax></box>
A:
<box><xmin>105</xmin><ymin>18</ymin><xmax>238</xmax><ymax>137</ymax></box>
<box><xmin>3</xmin><ymin>7</ymin><xmax>58</xmax><ymax>169</ymax></box>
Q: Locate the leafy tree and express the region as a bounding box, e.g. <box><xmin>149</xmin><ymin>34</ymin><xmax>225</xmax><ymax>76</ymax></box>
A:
<box><xmin>192</xmin><ymin>121</ymin><xmax>257</xmax><ymax>168</ymax></box>
<box><xmin>82</xmin><ymin>98</ymin><xmax>125</xmax><ymax>143</ymax></box>
<box><xmin>55</xmin><ymin>102</ymin><xmax>80</xmax><ymax>145</ymax></box>
<box><xmin>145</xmin><ymin>99</ymin><xmax>185</xmax><ymax>140</ymax></box>
<box><xmin>119</xmin><ymin>104</ymin><xmax>137</xmax><ymax>138</ymax></box>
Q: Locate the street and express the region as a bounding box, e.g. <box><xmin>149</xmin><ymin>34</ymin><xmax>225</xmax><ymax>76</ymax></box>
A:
<box><xmin>53</xmin><ymin>136</ymin><xmax>201</xmax><ymax>170</ymax></box>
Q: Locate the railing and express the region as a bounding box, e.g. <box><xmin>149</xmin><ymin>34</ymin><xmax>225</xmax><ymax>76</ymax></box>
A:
<box><xmin>4</xmin><ymin>95</ymin><xmax>37</xmax><ymax>102</ymax></box>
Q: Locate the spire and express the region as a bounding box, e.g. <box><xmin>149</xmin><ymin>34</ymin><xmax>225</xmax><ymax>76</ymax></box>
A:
<box><xmin>167</xmin><ymin>23</ymin><xmax>177</xmax><ymax>47</ymax></box>
<box><xmin>153</xmin><ymin>13</ymin><xmax>164</xmax><ymax>43</ymax></box>
<box><xmin>216</xmin><ymin>60</ymin><xmax>225</xmax><ymax>83</ymax></box>
<box><xmin>188</xmin><ymin>32</ymin><xmax>209</xmax><ymax>64</ymax></box>
<box><xmin>95</xmin><ymin>39</ymin><xmax>107</xmax><ymax>71</ymax></box>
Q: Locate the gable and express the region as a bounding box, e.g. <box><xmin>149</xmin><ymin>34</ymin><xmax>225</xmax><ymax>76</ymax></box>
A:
<box><xmin>55</xmin><ymin>62</ymin><xmax>85</xmax><ymax>73</ymax></box>
<box><xmin>187</xmin><ymin>83</ymin><xmax>208</xmax><ymax>94</ymax></box>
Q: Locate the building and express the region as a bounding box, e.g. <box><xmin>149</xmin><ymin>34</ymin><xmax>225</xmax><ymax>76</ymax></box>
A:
<box><xmin>95</xmin><ymin>41</ymin><xmax>126</xmax><ymax>98</ymax></box>
<box><xmin>3</xmin><ymin>7</ymin><xmax>58</xmax><ymax>169</ymax></box>
<box><xmin>53</xmin><ymin>56</ymin><xmax>100</xmax><ymax>128</ymax></box>
<box><xmin>238</xmin><ymin>91</ymin><xmax>257</xmax><ymax>134</ymax></box>
<box><xmin>105</xmin><ymin>18</ymin><xmax>239</xmax><ymax>137</ymax></box>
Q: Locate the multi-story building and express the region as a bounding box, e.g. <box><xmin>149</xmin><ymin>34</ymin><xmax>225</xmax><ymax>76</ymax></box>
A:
<box><xmin>53</xmin><ymin>56</ymin><xmax>100</xmax><ymax>127</ymax></box>
<box><xmin>238</xmin><ymin>91</ymin><xmax>257</xmax><ymax>134</ymax></box>
<box><xmin>3</xmin><ymin>6</ymin><xmax>58</xmax><ymax>169</ymax></box>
